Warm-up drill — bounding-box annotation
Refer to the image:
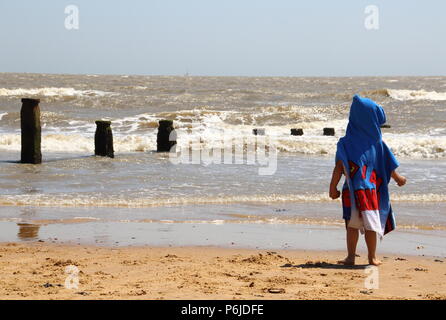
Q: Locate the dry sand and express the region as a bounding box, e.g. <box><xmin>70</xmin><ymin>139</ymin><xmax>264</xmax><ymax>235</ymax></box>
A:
<box><xmin>0</xmin><ymin>242</ymin><xmax>445</xmax><ymax>300</ymax></box>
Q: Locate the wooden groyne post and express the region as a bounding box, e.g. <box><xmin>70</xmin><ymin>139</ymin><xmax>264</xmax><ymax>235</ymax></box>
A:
<box><xmin>157</xmin><ymin>120</ymin><xmax>176</xmax><ymax>152</ymax></box>
<box><xmin>20</xmin><ymin>98</ymin><xmax>42</xmax><ymax>164</ymax></box>
<box><xmin>253</xmin><ymin>128</ymin><xmax>265</xmax><ymax>136</ymax></box>
<box><xmin>291</xmin><ymin>128</ymin><xmax>304</xmax><ymax>136</ymax></box>
<box><xmin>95</xmin><ymin>120</ymin><xmax>114</xmax><ymax>158</ymax></box>
<box><xmin>323</xmin><ymin>128</ymin><xmax>335</xmax><ymax>136</ymax></box>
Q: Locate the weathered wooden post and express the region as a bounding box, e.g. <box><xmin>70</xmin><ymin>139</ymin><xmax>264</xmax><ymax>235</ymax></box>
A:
<box><xmin>291</xmin><ymin>128</ymin><xmax>304</xmax><ymax>136</ymax></box>
<box><xmin>253</xmin><ymin>128</ymin><xmax>265</xmax><ymax>136</ymax></box>
<box><xmin>157</xmin><ymin>120</ymin><xmax>176</xmax><ymax>152</ymax></box>
<box><xmin>323</xmin><ymin>128</ymin><xmax>335</xmax><ymax>136</ymax></box>
<box><xmin>95</xmin><ymin>120</ymin><xmax>114</xmax><ymax>158</ymax></box>
<box><xmin>20</xmin><ymin>98</ymin><xmax>42</xmax><ymax>164</ymax></box>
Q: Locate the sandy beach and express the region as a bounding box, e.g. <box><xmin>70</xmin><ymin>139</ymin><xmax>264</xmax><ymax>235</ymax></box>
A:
<box><xmin>0</xmin><ymin>242</ymin><xmax>444</xmax><ymax>300</ymax></box>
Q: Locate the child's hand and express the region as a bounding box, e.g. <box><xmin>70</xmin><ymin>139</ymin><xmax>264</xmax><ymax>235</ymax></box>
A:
<box><xmin>329</xmin><ymin>186</ymin><xmax>341</xmax><ymax>199</ymax></box>
<box><xmin>391</xmin><ymin>171</ymin><xmax>407</xmax><ymax>187</ymax></box>
<box><xmin>395</xmin><ymin>175</ymin><xmax>407</xmax><ymax>187</ymax></box>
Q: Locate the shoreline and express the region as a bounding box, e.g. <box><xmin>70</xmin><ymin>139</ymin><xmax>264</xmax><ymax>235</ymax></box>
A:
<box><xmin>1</xmin><ymin>220</ymin><xmax>445</xmax><ymax>257</ymax></box>
<box><xmin>0</xmin><ymin>242</ymin><xmax>445</xmax><ymax>300</ymax></box>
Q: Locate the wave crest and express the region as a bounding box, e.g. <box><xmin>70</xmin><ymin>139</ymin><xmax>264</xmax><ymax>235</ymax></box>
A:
<box><xmin>0</xmin><ymin>87</ymin><xmax>115</xmax><ymax>100</ymax></box>
<box><xmin>1</xmin><ymin>130</ymin><xmax>445</xmax><ymax>159</ymax></box>
<box><xmin>387</xmin><ymin>89</ymin><xmax>446</xmax><ymax>101</ymax></box>
<box><xmin>0</xmin><ymin>192</ymin><xmax>444</xmax><ymax>209</ymax></box>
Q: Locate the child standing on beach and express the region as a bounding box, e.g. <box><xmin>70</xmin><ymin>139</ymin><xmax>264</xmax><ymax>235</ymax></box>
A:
<box><xmin>329</xmin><ymin>95</ymin><xmax>406</xmax><ymax>266</ymax></box>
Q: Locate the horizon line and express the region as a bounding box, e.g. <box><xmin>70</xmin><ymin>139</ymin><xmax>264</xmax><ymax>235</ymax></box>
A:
<box><xmin>1</xmin><ymin>71</ymin><xmax>445</xmax><ymax>79</ymax></box>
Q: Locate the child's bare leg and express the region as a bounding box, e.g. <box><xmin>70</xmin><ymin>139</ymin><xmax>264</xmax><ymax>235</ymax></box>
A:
<box><xmin>338</xmin><ymin>220</ymin><xmax>359</xmax><ymax>265</ymax></box>
<box><xmin>365</xmin><ymin>230</ymin><xmax>381</xmax><ymax>266</ymax></box>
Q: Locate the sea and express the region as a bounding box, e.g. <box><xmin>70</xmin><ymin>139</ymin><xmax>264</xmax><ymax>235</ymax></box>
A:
<box><xmin>0</xmin><ymin>73</ymin><xmax>445</xmax><ymax>254</ymax></box>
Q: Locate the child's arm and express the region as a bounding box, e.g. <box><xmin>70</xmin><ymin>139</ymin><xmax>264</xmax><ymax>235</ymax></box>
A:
<box><xmin>391</xmin><ymin>170</ymin><xmax>407</xmax><ymax>186</ymax></box>
<box><xmin>329</xmin><ymin>160</ymin><xmax>343</xmax><ymax>199</ymax></box>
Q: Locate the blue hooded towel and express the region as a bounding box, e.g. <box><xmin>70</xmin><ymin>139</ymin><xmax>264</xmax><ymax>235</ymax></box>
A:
<box><xmin>335</xmin><ymin>95</ymin><xmax>399</xmax><ymax>238</ymax></box>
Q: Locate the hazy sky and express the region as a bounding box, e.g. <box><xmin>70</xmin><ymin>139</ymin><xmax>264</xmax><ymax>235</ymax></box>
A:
<box><xmin>0</xmin><ymin>0</ymin><xmax>445</xmax><ymax>76</ymax></box>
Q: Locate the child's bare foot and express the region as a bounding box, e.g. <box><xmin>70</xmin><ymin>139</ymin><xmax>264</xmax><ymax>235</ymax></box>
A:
<box><xmin>338</xmin><ymin>255</ymin><xmax>355</xmax><ymax>266</ymax></box>
<box><xmin>368</xmin><ymin>257</ymin><xmax>382</xmax><ymax>266</ymax></box>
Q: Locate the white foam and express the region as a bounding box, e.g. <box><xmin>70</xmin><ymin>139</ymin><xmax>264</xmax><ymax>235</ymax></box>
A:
<box><xmin>384</xmin><ymin>134</ymin><xmax>446</xmax><ymax>159</ymax></box>
<box><xmin>0</xmin><ymin>87</ymin><xmax>115</xmax><ymax>98</ymax></box>
<box><xmin>1</xmin><ymin>126</ymin><xmax>445</xmax><ymax>159</ymax></box>
<box><xmin>274</xmin><ymin>133</ymin><xmax>446</xmax><ymax>159</ymax></box>
<box><xmin>387</xmin><ymin>89</ymin><xmax>446</xmax><ymax>101</ymax></box>
<box><xmin>0</xmin><ymin>192</ymin><xmax>444</xmax><ymax>209</ymax></box>
<box><xmin>0</xmin><ymin>133</ymin><xmax>156</xmax><ymax>153</ymax></box>
<box><xmin>0</xmin><ymin>106</ymin><xmax>445</xmax><ymax>159</ymax></box>
<box><xmin>73</xmin><ymin>216</ymin><xmax>100</xmax><ymax>221</ymax></box>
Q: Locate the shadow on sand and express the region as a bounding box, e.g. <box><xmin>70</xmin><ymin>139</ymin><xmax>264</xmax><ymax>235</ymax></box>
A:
<box><xmin>281</xmin><ymin>261</ymin><xmax>370</xmax><ymax>270</ymax></box>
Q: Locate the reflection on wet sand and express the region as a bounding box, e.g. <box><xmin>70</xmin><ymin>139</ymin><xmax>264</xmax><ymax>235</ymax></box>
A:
<box><xmin>17</xmin><ymin>223</ymin><xmax>40</xmax><ymax>240</ymax></box>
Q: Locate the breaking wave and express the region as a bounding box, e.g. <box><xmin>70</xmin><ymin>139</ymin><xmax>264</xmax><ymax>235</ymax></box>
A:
<box><xmin>0</xmin><ymin>133</ymin><xmax>155</xmax><ymax>153</ymax></box>
<box><xmin>0</xmin><ymin>106</ymin><xmax>445</xmax><ymax>158</ymax></box>
<box><xmin>0</xmin><ymin>87</ymin><xmax>115</xmax><ymax>99</ymax></box>
<box><xmin>0</xmin><ymin>192</ymin><xmax>444</xmax><ymax>209</ymax></box>
<box><xmin>387</xmin><ymin>89</ymin><xmax>446</xmax><ymax>101</ymax></box>
<box><xmin>357</xmin><ymin>88</ymin><xmax>446</xmax><ymax>101</ymax></box>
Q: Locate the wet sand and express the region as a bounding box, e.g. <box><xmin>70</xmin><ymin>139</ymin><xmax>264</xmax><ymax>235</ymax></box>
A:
<box><xmin>0</xmin><ymin>242</ymin><xmax>445</xmax><ymax>300</ymax></box>
<box><xmin>1</xmin><ymin>220</ymin><xmax>446</xmax><ymax>257</ymax></box>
